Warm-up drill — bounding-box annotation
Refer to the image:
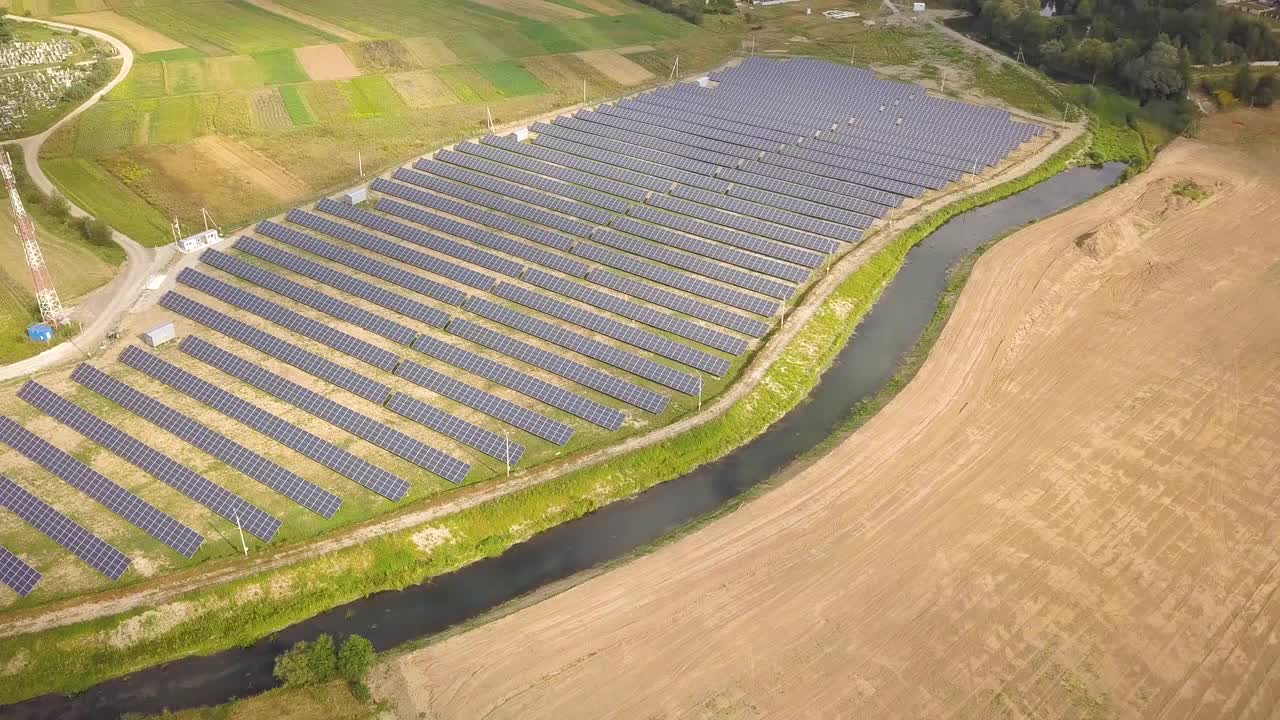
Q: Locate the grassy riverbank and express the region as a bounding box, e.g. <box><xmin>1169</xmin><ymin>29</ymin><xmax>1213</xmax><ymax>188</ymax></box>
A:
<box><xmin>0</xmin><ymin>125</ymin><xmax>1091</xmax><ymax>706</ymax></box>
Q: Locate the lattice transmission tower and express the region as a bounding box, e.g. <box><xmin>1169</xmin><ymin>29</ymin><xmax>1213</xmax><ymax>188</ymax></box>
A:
<box><xmin>1</xmin><ymin>150</ymin><xmax>68</xmax><ymax>327</ymax></box>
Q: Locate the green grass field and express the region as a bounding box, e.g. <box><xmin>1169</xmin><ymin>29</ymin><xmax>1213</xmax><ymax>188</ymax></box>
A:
<box><xmin>475</xmin><ymin>60</ymin><xmax>549</xmax><ymax>97</ymax></box>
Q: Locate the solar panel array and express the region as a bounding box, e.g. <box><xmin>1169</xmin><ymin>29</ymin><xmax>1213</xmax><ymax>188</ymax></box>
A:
<box><xmin>587</xmin><ymin>268</ymin><xmax>769</xmax><ymax>338</ymax></box>
<box><xmin>457</xmin><ymin>140</ymin><xmax>649</xmax><ymax>202</ymax></box>
<box><xmin>257</xmin><ymin>219</ymin><xmax>468</xmax><ymax>307</ymax></box>
<box><xmin>522</xmin><ymin>269</ymin><xmax>747</xmax><ymax>356</ymax></box>
<box><xmin>0</xmin><ymin>543</ymin><xmax>40</xmax><ymax>596</ymax></box>
<box><xmin>233</xmin><ymin>236</ymin><xmax>451</xmax><ymax>329</ymax></box>
<box><xmin>71</xmin><ymin>363</ymin><xmax>343</xmax><ymax>519</ymax></box>
<box><xmin>392</xmin><ymin>167</ymin><xmax>596</xmax><ymax>238</ymax></box>
<box><xmin>372</xmin><ymin>191</ymin><xmax>588</xmax><ymax>276</ymax></box>
<box><xmin>492</xmin><ymin>280</ymin><xmax>730</xmax><ymax>377</ymax></box>
<box><xmin>412</xmin><ymin>332</ymin><xmax>625</xmax><ymax>431</ymax></box>
<box><xmin>120</xmin><ymin>346</ymin><xmax>410</xmax><ymax>501</ymax></box>
<box><xmin>162</xmin><ymin>287</ymin><xmax>395</xmax><ymax>403</ymax></box>
<box><xmin>393</xmin><ymin>359</ymin><xmax>573</xmax><ymax>446</ymax></box>
<box><xmin>610</xmin><ymin>214</ymin><xmax>808</xmax><ymax>284</ymax></box>
<box><xmin>18</xmin><ymin>381</ymin><xmax>283</xmax><ymax>542</ymax></box>
<box><xmin>0</xmin><ymin>474</ymin><xmax>130</xmax><ymax>581</ymax></box>
<box><xmin>180</xmin><ymin>335</ymin><xmax>471</xmax><ymax>484</ymax></box>
<box><xmin>414</xmin><ymin>158</ymin><xmax>614</xmax><ymax>225</ymax></box>
<box><xmin>385</xmin><ymin>392</ymin><xmax>525</xmax><ymax>465</ymax></box>
<box><xmin>201</xmin><ymin>250</ymin><xmax>419</xmax><ymax>346</ymax></box>
<box><xmin>465</xmin><ymin>296</ymin><xmax>700</xmax><ymax>395</ymax></box>
<box><xmin>627</xmin><ymin>203</ymin><xmax>823</xmax><ymax>269</ymax></box>
<box><xmin>0</xmin><ymin>415</ymin><xmax>203</xmax><ymax>558</ymax></box>
<box><xmin>645</xmin><ymin>193</ymin><xmax>838</xmax><ymax>254</ymax></box>
<box><xmin>287</xmin><ymin>209</ymin><xmax>496</xmax><ymax>291</ymax></box>
<box><xmin>449</xmin><ymin>317</ymin><xmax>668</xmax><ymax>414</ymax></box>
<box><xmin>533</xmin><ymin>132</ymin><xmax>730</xmax><ymax>193</ymax></box>
<box><xmin>437</xmin><ymin>148</ymin><xmax>630</xmax><ymax>212</ymax></box>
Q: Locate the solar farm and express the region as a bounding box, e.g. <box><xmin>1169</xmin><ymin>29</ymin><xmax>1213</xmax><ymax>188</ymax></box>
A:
<box><xmin>0</xmin><ymin>57</ymin><xmax>1045</xmax><ymax>600</ymax></box>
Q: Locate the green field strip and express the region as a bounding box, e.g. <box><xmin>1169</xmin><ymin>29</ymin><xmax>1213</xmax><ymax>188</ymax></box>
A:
<box><xmin>252</xmin><ymin>48</ymin><xmax>310</xmax><ymax>85</ymax></box>
<box><xmin>137</xmin><ymin>48</ymin><xmax>206</xmax><ymax>64</ymax></box>
<box><xmin>277</xmin><ymin>85</ymin><xmax>316</xmax><ymax>125</ymax></box>
<box><xmin>344</xmin><ymin>75</ymin><xmax>409</xmax><ymax>116</ymax></box>
<box><xmin>150</xmin><ymin>95</ymin><xmax>202</xmax><ymax>144</ymax></box>
<box><xmin>43</xmin><ymin>158</ymin><xmax>173</xmax><ymax>247</ymax></box>
<box><xmin>122</xmin><ymin>0</ymin><xmax>341</xmax><ymax>57</ymax></box>
<box><xmin>474</xmin><ymin>60</ymin><xmax>548</xmax><ymax>97</ymax></box>
<box><xmin>106</xmin><ymin>61</ymin><xmax>166</xmax><ymax>100</ymax></box>
<box><xmin>517</xmin><ymin>21</ymin><xmax>590</xmax><ymax>54</ymax></box>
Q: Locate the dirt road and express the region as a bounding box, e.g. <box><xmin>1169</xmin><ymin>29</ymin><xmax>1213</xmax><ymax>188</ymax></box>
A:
<box><xmin>375</xmin><ymin>114</ymin><xmax>1280</xmax><ymax>719</ymax></box>
<box><xmin>1</xmin><ymin>15</ymin><xmax>171</xmax><ymax>384</ymax></box>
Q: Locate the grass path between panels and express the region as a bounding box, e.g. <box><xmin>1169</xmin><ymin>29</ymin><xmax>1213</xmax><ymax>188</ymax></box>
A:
<box><xmin>0</xmin><ymin>128</ymin><xmax>1093</xmax><ymax>707</ymax></box>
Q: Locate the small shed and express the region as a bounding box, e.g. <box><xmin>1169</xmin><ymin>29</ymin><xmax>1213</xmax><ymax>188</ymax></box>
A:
<box><xmin>142</xmin><ymin>322</ymin><xmax>176</xmax><ymax>348</ymax></box>
<box><xmin>27</xmin><ymin>323</ymin><xmax>54</xmax><ymax>343</ymax></box>
<box><xmin>341</xmin><ymin>187</ymin><xmax>368</xmax><ymax>205</ymax></box>
<box><xmin>512</xmin><ymin>127</ymin><xmax>530</xmax><ymax>142</ymax></box>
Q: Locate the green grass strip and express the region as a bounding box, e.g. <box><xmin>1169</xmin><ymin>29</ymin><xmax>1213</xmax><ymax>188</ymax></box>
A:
<box><xmin>0</xmin><ymin>131</ymin><xmax>1091</xmax><ymax>708</ymax></box>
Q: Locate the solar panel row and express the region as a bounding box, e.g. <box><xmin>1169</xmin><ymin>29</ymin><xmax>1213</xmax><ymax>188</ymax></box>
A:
<box><xmin>727</xmin><ymin>183</ymin><xmax>873</xmax><ymax>230</ymax></box>
<box><xmin>617</xmin><ymin>97</ymin><xmax>803</xmax><ymax>146</ymax></box>
<box><xmin>164</xmin><ymin>284</ymin><xmax>395</xmax><ymax>403</ymax></box>
<box><xmin>610</xmin><ymin>215</ymin><xmax>810</xmax><ymax>284</ymax></box>
<box><xmin>522</xmin><ymin>268</ymin><xmax>748</xmax><ymax>356</ymax></box>
<box><xmin>759</xmin><ymin>152</ymin><xmax>926</xmax><ymax>199</ymax></box>
<box><xmin>586</xmin><ymin>267</ymin><xmax>770</xmax><ymax>337</ymax></box>
<box><xmin>532</xmin><ymin>132</ymin><xmax>731</xmax><ymax>194</ymax></box>
<box><xmin>393</xmin><ymin>359</ymin><xmax>574</xmax><ymax>446</ymax></box>
<box><xmin>645</xmin><ymin>193</ymin><xmax>839</xmax><ymax>255</ymax></box>
<box><xmin>719</xmin><ymin>167</ymin><xmax>888</xmax><ymax>219</ymax></box>
<box><xmin>531</xmin><ymin>120</ymin><xmax>723</xmax><ymax>178</ymax></box>
<box><xmin>492</xmin><ymin>280</ymin><xmax>731</xmax><ymax>377</ymax></box>
<box><xmin>573</xmin><ymin>110</ymin><xmax>760</xmax><ymax>161</ymax></box>
<box><xmin>233</xmin><ymin>236</ymin><xmax>451</xmax><ymax>329</ymax></box>
<box><xmin>287</xmin><ymin>209</ymin><xmax>497</xmax><ymax>292</ymax></box>
<box><xmin>120</xmin><ymin>346</ymin><xmax>411</xmax><ymax>501</ymax></box>
<box><xmin>437</xmin><ymin>148</ymin><xmax>630</xmax><ymax>213</ymax></box>
<box><xmin>317</xmin><ymin>197</ymin><xmax>526</xmax><ymax>278</ymax></box>
<box><xmin>385</xmin><ymin>392</ymin><xmax>526</xmax><ymax>465</ymax></box>
<box><xmin>0</xmin><ymin>415</ymin><xmax>203</xmax><ymax>558</ymax></box>
<box><xmin>258</xmin><ymin>219</ymin><xmax>469</xmax><ymax>307</ymax></box>
<box><xmin>671</xmin><ymin>185</ymin><xmax>863</xmax><ymax>244</ymax></box>
<box><xmin>574</xmin><ymin>241</ymin><xmax>782</xmax><ymax>318</ymax></box>
<box><xmin>71</xmin><ymin>363</ymin><xmax>343</xmax><ymax>520</ymax></box>
<box><xmin>412</xmin><ymin>333</ymin><xmax>624</xmax><ymax>431</ymax></box>
<box><xmin>738</xmin><ymin>160</ymin><xmax>904</xmax><ymax>209</ymax></box>
<box><xmin>180</xmin><ymin>336</ymin><xmax>471</xmax><ymax>485</ymax></box>
<box><xmin>449</xmin><ymin>317</ymin><xmax>668</xmax><ymax>414</ymax></box>
<box><xmin>372</xmin><ymin>192</ymin><xmax>588</xmax><ymax>277</ymax></box>
<box><xmin>595</xmin><ymin>104</ymin><xmax>784</xmax><ymax>154</ymax></box>
<box><xmin>414</xmin><ymin>158</ymin><xmax>614</xmax><ymax>225</ymax></box>
<box><xmin>392</xmin><ymin>168</ymin><xmax>596</xmax><ymax>238</ymax></box>
<box><xmin>466</xmin><ymin>296</ymin><xmax>700</xmax><ymax>395</ymax></box>
<box><xmin>557</xmin><ymin>114</ymin><xmax>745</xmax><ymax>169</ymax></box>
<box><xmin>201</xmin><ymin>249</ymin><xmax>419</xmax><ymax>347</ymax></box>
<box><xmin>626</xmin><ymin>204</ymin><xmax>823</xmax><ymax>269</ymax></box>
<box><xmin>482</xmin><ymin>135</ymin><xmax>671</xmax><ymax>194</ymax></box>
<box><xmin>0</xmin><ymin>543</ymin><xmax>41</xmax><ymax>596</ymax></box>
<box><xmin>17</xmin><ymin>381</ymin><xmax>283</xmax><ymax>542</ymax></box>
<box><xmin>459</xmin><ymin>140</ymin><xmax>650</xmax><ymax>203</ymax></box>
<box><xmin>0</xmin><ymin>473</ymin><xmax>130</xmax><ymax>580</ymax></box>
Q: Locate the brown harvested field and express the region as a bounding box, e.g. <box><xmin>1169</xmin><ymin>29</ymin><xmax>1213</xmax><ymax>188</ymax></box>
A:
<box><xmin>249</xmin><ymin>88</ymin><xmax>295</xmax><ymax>131</ymax></box>
<box><xmin>373</xmin><ymin>113</ymin><xmax>1280</xmax><ymax>719</ymax></box>
<box><xmin>387</xmin><ymin>70</ymin><xmax>459</xmax><ymax>109</ymax></box>
<box><xmin>52</xmin><ymin>11</ymin><xmax>184</xmax><ymax>53</ymax></box>
<box><xmin>575</xmin><ymin>49</ymin><xmax>654</xmax><ymax>87</ymax></box>
<box><xmin>187</xmin><ymin>136</ymin><xmax>309</xmax><ymax>202</ymax></box>
<box><xmin>241</xmin><ymin>0</ymin><xmax>371</xmax><ymax>43</ymax></box>
<box><xmin>294</xmin><ymin>44</ymin><xmax>361</xmax><ymax>81</ymax></box>
<box><xmin>465</xmin><ymin>0</ymin><xmax>590</xmax><ymax>21</ymax></box>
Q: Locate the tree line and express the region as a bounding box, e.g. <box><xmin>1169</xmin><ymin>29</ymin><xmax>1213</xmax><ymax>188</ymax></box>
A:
<box><xmin>957</xmin><ymin>0</ymin><xmax>1279</xmax><ymax>101</ymax></box>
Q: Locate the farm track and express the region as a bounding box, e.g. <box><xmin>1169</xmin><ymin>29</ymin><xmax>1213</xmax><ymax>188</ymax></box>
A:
<box><xmin>375</xmin><ymin>120</ymin><xmax>1280</xmax><ymax>719</ymax></box>
<box><xmin>1</xmin><ymin>15</ymin><xmax>171</xmax><ymax>384</ymax></box>
<box><xmin>0</xmin><ymin>98</ymin><xmax>1081</xmax><ymax>639</ymax></box>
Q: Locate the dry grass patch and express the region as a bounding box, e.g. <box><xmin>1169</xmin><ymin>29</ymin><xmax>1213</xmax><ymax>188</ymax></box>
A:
<box><xmin>575</xmin><ymin>48</ymin><xmax>654</xmax><ymax>86</ymax></box>
<box><xmin>576</xmin><ymin>0</ymin><xmax>632</xmax><ymax>15</ymax></box>
<box><xmin>387</xmin><ymin>70</ymin><xmax>458</xmax><ymax>109</ymax></box>
<box><xmin>402</xmin><ymin>36</ymin><xmax>461</xmax><ymax>68</ymax></box>
<box><xmin>615</xmin><ymin>44</ymin><xmax>656</xmax><ymax>55</ymax></box>
<box><xmin>52</xmin><ymin>11</ymin><xmax>185</xmax><ymax>53</ymax></box>
<box><xmin>466</xmin><ymin>0</ymin><xmax>591</xmax><ymax>21</ymax></box>
<box><xmin>294</xmin><ymin>44</ymin><xmax>361</xmax><ymax>81</ymax></box>
<box><xmin>188</xmin><ymin>135</ymin><xmax>310</xmax><ymax>202</ymax></box>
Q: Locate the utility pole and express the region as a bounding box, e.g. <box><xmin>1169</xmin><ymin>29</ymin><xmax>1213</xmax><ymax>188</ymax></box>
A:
<box><xmin>697</xmin><ymin>374</ymin><xmax>703</xmax><ymax>410</ymax></box>
<box><xmin>486</xmin><ymin>106</ymin><xmax>495</xmax><ymax>134</ymax></box>
<box><xmin>358</xmin><ymin>151</ymin><xmax>364</xmax><ymax>178</ymax></box>
<box><xmin>583</xmin><ymin>78</ymin><xmax>587</xmax><ymax>105</ymax></box>
<box><xmin>234</xmin><ymin>513</ymin><xmax>247</xmax><ymax>557</ymax></box>
<box><xmin>504</xmin><ymin>430</ymin><xmax>510</xmax><ymax>477</ymax></box>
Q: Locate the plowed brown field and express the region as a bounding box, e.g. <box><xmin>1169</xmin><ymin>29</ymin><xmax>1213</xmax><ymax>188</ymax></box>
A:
<box><xmin>373</xmin><ymin>112</ymin><xmax>1280</xmax><ymax>719</ymax></box>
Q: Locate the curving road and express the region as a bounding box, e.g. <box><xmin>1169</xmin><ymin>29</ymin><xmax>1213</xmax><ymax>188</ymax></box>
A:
<box><xmin>1</xmin><ymin>15</ymin><xmax>171</xmax><ymax>383</ymax></box>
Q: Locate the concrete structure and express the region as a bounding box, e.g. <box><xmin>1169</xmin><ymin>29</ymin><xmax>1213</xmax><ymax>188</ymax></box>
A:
<box><xmin>141</xmin><ymin>321</ymin><xmax>176</xmax><ymax>348</ymax></box>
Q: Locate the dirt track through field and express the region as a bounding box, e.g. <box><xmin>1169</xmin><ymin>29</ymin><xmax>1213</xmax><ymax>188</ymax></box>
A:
<box><xmin>241</xmin><ymin>0</ymin><xmax>370</xmax><ymax>43</ymax></box>
<box><xmin>52</xmin><ymin>11</ymin><xmax>183</xmax><ymax>53</ymax></box>
<box><xmin>375</xmin><ymin>115</ymin><xmax>1280</xmax><ymax>719</ymax></box>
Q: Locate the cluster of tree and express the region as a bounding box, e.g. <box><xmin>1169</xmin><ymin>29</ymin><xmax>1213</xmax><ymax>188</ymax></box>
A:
<box><xmin>2</xmin><ymin>144</ymin><xmax>116</xmax><ymax>247</ymax></box>
<box><xmin>632</xmin><ymin>0</ymin><xmax>703</xmax><ymax>24</ymax></box>
<box><xmin>1204</xmin><ymin>63</ymin><xmax>1279</xmax><ymax>108</ymax></box>
<box><xmin>0</xmin><ymin>14</ymin><xmax>13</xmax><ymax>44</ymax></box>
<box><xmin>273</xmin><ymin>633</ymin><xmax>376</xmax><ymax>700</ymax></box>
<box><xmin>957</xmin><ymin>0</ymin><xmax>1279</xmax><ymax>101</ymax></box>
<box><xmin>703</xmin><ymin>0</ymin><xmax>738</xmax><ymax>15</ymax></box>
<box><xmin>62</xmin><ymin>60</ymin><xmax>113</xmax><ymax>103</ymax></box>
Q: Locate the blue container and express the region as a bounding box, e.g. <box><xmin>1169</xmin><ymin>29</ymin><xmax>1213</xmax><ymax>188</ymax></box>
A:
<box><xmin>27</xmin><ymin>323</ymin><xmax>54</xmax><ymax>343</ymax></box>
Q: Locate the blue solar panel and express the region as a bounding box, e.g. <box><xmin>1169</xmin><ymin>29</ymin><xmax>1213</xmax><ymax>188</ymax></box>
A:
<box><xmin>0</xmin><ymin>473</ymin><xmax>131</xmax><ymax>581</ymax></box>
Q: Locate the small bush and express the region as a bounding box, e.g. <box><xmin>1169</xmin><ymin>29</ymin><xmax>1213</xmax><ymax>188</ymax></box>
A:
<box><xmin>78</xmin><ymin>217</ymin><xmax>113</xmax><ymax>246</ymax></box>
<box><xmin>46</xmin><ymin>193</ymin><xmax>71</xmax><ymax>219</ymax></box>
<box><xmin>1215</xmin><ymin>89</ymin><xmax>1238</xmax><ymax>110</ymax></box>
<box><xmin>273</xmin><ymin>634</ymin><xmax>338</xmax><ymax>688</ymax></box>
<box><xmin>337</xmin><ymin>635</ymin><xmax>375</xmax><ymax>685</ymax></box>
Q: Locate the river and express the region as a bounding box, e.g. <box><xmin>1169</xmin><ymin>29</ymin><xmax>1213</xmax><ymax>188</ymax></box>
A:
<box><xmin>1</xmin><ymin>162</ymin><xmax>1126</xmax><ymax>720</ymax></box>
